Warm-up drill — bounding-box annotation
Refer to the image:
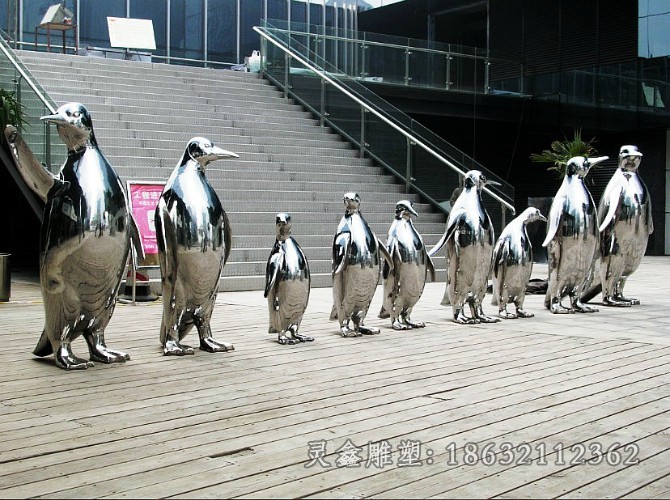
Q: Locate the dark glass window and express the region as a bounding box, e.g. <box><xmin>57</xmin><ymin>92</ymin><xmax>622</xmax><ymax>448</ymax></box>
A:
<box><xmin>240</xmin><ymin>0</ymin><xmax>263</xmax><ymax>62</ymax></box>
<box><xmin>208</xmin><ymin>0</ymin><xmax>237</xmax><ymax>64</ymax></box>
<box><xmin>170</xmin><ymin>0</ymin><xmax>204</xmax><ymax>62</ymax></box>
<box><xmin>130</xmin><ymin>0</ymin><xmax>167</xmax><ymax>57</ymax></box>
<box><xmin>268</xmin><ymin>0</ymin><xmax>287</xmax><ymax>24</ymax></box>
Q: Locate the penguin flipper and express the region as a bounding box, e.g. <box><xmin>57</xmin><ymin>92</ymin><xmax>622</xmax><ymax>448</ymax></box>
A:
<box><xmin>426</xmin><ymin>253</ymin><xmax>436</xmax><ymax>282</ymax></box>
<box><xmin>377</xmin><ymin>236</ymin><xmax>394</xmax><ymax>272</ymax></box>
<box><xmin>222</xmin><ymin>210</ymin><xmax>233</xmax><ymax>266</ymax></box>
<box><xmin>493</xmin><ymin>238</ymin><xmax>510</xmax><ymax>280</ymax></box>
<box><xmin>264</xmin><ymin>249</ymin><xmax>282</xmax><ymax>298</ymax></box>
<box><xmin>598</xmin><ymin>185</ymin><xmax>623</xmax><ymax>233</ymax></box>
<box><xmin>128</xmin><ymin>212</ymin><xmax>146</xmax><ymax>266</ymax></box>
<box><xmin>332</xmin><ymin>232</ymin><xmax>350</xmax><ymax>275</ymax></box>
<box><xmin>33</xmin><ymin>330</ymin><xmax>53</xmax><ymax>357</ymax></box>
<box><xmin>542</xmin><ymin>193</ymin><xmax>567</xmax><ymax>247</ymax></box>
<box><xmin>646</xmin><ymin>194</ymin><xmax>654</xmax><ymax>235</ymax></box>
<box><xmin>429</xmin><ymin>210</ymin><xmax>462</xmax><ymax>258</ymax></box>
<box><xmin>155</xmin><ymin>200</ymin><xmax>178</xmax><ymax>282</ymax></box>
<box><xmin>4</xmin><ymin>125</ymin><xmax>60</xmax><ymax>202</ymax></box>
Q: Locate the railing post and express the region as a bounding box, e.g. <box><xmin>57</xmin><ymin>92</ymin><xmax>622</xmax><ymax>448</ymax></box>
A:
<box><xmin>406</xmin><ymin>137</ymin><xmax>414</xmax><ymax>194</ymax></box>
<box><xmin>485</xmin><ymin>59</ymin><xmax>490</xmax><ymax>94</ymax></box>
<box><xmin>360</xmin><ymin>106</ymin><xmax>367</xmax><ymax>158</ymax></box>
<box><xmin>404</xmin><ymin>48</ymin><xmax>411</xmax><ymax>86</ymax></box>
<box><xmin>501</xmin><ymin>203</ymin><xmax>507</xmax><ymax>231</ymax></box>
<box><xmin>284</xmin><ymin>52</ymin><xmax>290</xmax><ymax>98</ymax></box>
<box><xmin>259</xmin><ymin>35</ymin><xmax>267</xmax><ymax>78</ymax></box>
<box><xmin>446</xmin><ymin>54</ymin><xmax>452</xmax><ymax>90</ymax></box>
<box><xmin>320</xmin><ymin>79</ymin><xmax>326</xmax><ymax>127</ymax></box>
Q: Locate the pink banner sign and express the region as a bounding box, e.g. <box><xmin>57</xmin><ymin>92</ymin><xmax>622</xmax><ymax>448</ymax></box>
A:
<box><xmin>128</xmin><ymin>181</ymin><xmax>165</xmax><ymax>256</ymax></box>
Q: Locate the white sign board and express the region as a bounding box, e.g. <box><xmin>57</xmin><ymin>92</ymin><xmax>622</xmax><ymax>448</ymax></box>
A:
<box><xmin>107</xmin><ymin>17</ymin><xmax>156</xmax><ymax>51</ymax></box>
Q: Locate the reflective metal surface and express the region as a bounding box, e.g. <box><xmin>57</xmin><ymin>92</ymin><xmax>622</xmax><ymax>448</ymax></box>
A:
<box><xmin>264</xmin><ymin>213</ymin><xmax>313</xmax><ymax>345</ymax></box>
<box><xmin>428</xmin><ymin>170</ymin><xmax>501</xmax><ymax>324</ymax></box>
<box><xmin>4</xmin><ymin>102</ymin><xmax>138</xmax><ymax>369</ymax></box>
<box><xmin>330</xmin><ymin>193</ymin><xmax>393</xmax><ymax>337</ymax></box>
<box><xmin>598</xmin><ymin>145</ymin><xmax>653</xmax><ymax>306</ymax></box>
<box><xmin>492</xmin><ymin>207</ymin><xmax>547</xmax><ymax>319</ymax></box>
<box><xmin>543</xmin><ymin>156</ymin><xmax>608</xmax><ymax>314</ymax></box>
<box><xmin>155</xmin><ymin>137</ymin><xmax>238</xmax><ymax>355</ymax></box>
<box><xmin>379</xmin><ymin>200</ymin><xmax>435</xmax><ymax>329</ymax></box>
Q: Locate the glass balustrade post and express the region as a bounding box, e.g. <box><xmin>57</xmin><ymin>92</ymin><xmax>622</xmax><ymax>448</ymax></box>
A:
<box><xmin>360</xmin><ymin>106</ymin><xmax>367</xmax><ymax>157</ymax></box>
<box><xmin>320</xmin><ymin>79</ymin><xmax>326</xmax><ymax>127</ymax></box>
<box><xmin>446</xmin><ymin>54</ymin><xmax>452</xmax><ymax>90</ymax></box>
<box><xmin>404</xmin><ymin>48</ymin><xmax>411</xmax><ymax>86</ymax></box>
<box><xmin>284</xmin><ymin>52</ymin><xmax>290</xmax><ymax>98</ymax></box>
<box><xmin>485</xmin><ymin>60</ymin><xmax>490</xmax><ymax>94</ymax></box>
<box><xmin>405</xmin><ymin>137</ymin><xmax>414</xmax><ymax>194</ymax></box>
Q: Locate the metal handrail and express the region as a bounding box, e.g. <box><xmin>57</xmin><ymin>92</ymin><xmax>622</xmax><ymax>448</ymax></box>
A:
<box><xmin>254</xmin><ymin>25</ymin><xmax>515</xmax><ymax>214</ymax></box>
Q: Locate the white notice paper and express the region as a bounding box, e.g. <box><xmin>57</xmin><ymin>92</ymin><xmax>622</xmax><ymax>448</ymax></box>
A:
<box><xmin>107</xmin><ymin>17</ymin><xmax>156</xmax><ymax>51</ymax></box>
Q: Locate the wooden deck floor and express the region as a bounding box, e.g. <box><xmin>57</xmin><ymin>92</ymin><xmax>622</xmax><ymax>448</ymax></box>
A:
<box><xmin>0</xmin><ymin>257</ymin><xmax>669</xmax><ymax>499</ymax></box>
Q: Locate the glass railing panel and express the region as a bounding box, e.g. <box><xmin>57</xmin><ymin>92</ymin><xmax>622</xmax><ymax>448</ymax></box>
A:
<box><xmin>323</xmin><ymin>78</ymin><xmax>362</xmax><ymax>146</ymax></box>
<box><xmin>289</xmin><ymin>65</ymin><xmax>322</xmax><ymax>116</ymax></box>
<box><xmin>408</xmin><ymin>50</ymin><xmax>448</xmax><ymax>89</ymax></box>
<box><xmin>362</xmin><ymin>42</ymin><xmax>406</xmax><ymax>86</ymax></box>
<box><xmin>364</xmin><ymin>113</ymin><xmax>407</xmax><ymax>180</ymax></box>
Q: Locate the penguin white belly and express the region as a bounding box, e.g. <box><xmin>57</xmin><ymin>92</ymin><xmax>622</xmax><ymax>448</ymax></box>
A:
<box><xmin>553</xmin><ymin>236</ymin><xmax>597</xmax><ymax>291</ymax></box>
<box><xmin>450</xmin><ymin>241</ymin><xmax>491</xmax><ymax>297</ymax></box>
<box><xmin>174</xmin><ymin>248</ymin><xmax>222</xmax><ymax>308</ymax></box>
<box><xmin>611</xmin><ymin>219</ymin><xmax>648</xmax><ymax>275</ymax></box>
<box><xmin>395</xmin><ymin>262</ymin><xmax>425</xmax><ymax>310</ymax></box>
<box><xmin>274</xmin><ymin>279</ymin><xmax>309</xmax><ymax>330</ymax></box>
<box><xmin>342</xmin><ymin>265</ymin><xmax>379</xmax><ymax>313</ymax></box>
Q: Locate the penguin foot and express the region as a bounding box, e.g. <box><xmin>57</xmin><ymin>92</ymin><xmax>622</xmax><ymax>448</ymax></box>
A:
<box><xmin>358</xmin><ymin>326</ymin><xmax>380</xmax><ymax>335</ymax></box>
<box><xmin>55</xmin><ymin>347</ymin><xmax>94</xmax><ymax>370</ymax></box>
<box><xmin>611</xmin><ymin>295</ymin><xmax>639</xmax><ymax>305</ymax></box>
<box><xmin>574</xmin><ymin>301</ymin><xmax>599</xmax><ymax>313</ymax></box>
<box><xmin>378</xmin><ymin>306</ymin><xmax>391</xmax><ymax>319</ymax></box>
<box><xmin>83</xmin><ymin>334</ymin><xmax>130</xmax><ymax>364</ymax></box>
<box><xmin>453</xmin><ymin>311</ymin><xmax>478</xmax><ymax>324</ymax></box>
<box><xmin>278</xmin><ymin>335</ymin><xmax>299</xmax><ymax>345</ymax></box>
<box><xmin>163</xmin><ymin>340</ymin><xmax>195</xmax><ymax>356</ymax></box>
<box><xmin>291</xmin><ymin>332</ymin><xmax>314</xmax><ymax>343</ymax></box>
<box><xmin>392</xmin><ymin>319</ymin><xmax>411</xmax><ymax>330</ymax></box>
<box><xmin>603</xmin><ymin>297</ymin><xmax>633</xmax><ymax>307</ymax></box>
<box><xmin>477</xmin><ymin>315</ymin><xmax>501</xmax><ymax>324</ymax></box>
<box><xmin>515</xmin><ymin>309</ymin><xmax>535</xmax><ymax>318</ymax></box>
<box><xmin>498</xmin><ymin>310</ymin><xmax>518</xmax><ymax>319</ymax></box>
<box><xmin>404</xmin><ymin>319</ymin><xmax>425</xmax><ymax>328</ymax></box>
<box><xmin>200</xmin><ymin>337</ymin><xmax>234</xmax><ymax>353</ymax></box>
<box><xmin>340</xmin><ymin>326</ymin><xmax>361</xmax><ymax>337</ymax></box>
<box><xmin>550</xmin><ymin>303</ymin><xmax>573</xmax><ymax>314</ymax></box>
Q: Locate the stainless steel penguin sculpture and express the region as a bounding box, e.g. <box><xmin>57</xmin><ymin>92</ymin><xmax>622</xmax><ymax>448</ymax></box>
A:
<box><xmin>155</xmin><ymin>137</ymin><xmax>238</xmax><ymax>355</ymax></box>
<box><xmin>330</xmin><ymin>192</ymin><xmax>393</xmax><ymax>337</ymax></box>
<box><xmin>264</xmin><ymin>212</ymin><xmax>313</xmax><ymax>345</ymax></box>
<box><xmin>379</xmin><ymin>200</ymin><xmax>435</xmax><ymax>330</ymax></box>
<box><xmin>491</xmin><ymin>207</ymin><xmax>547</xmax><ymax>319</ymax></box>
<box><xmin>597</xmin><ymin>145</ymin><xmax>653</xmax><ymax>306</ymax></box>
<box><xmin>4</xmin><ymin>102</ymin><xmax>142</xmax><ymax>369</ymax></box>
<box><xmin>543</xmin><ymin>155</ymin><xmax>609</xmax><ymax>313</ymax></box>
<box><xmin>428</xmin><ymin>170</ymin><xmax>501</xmax><ymax>324</ymax></box>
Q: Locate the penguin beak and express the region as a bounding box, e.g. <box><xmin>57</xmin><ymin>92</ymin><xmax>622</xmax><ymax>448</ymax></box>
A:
<box><xmin>538</xmin><ymin>214</ymin><xmax>548</xmax><ymax>223</ymax></box>
<box><xmin>486</xmin><ymin>180</ymin><xmax>502</xmax><ymax>187</ymax></box>
<box><xmin>406</xmin><ymin>205</ymin><xmax>419</xmax><ymax>218</ymax></box>
<box><xmin>208</xmin><ymin>145</ymin><xmax>239</xmax><ymax>160</ymax></box>
<box><xmin>585</xmin><ymin>156</ymin><xmax>609</xmax><ymax>169</ymax></box>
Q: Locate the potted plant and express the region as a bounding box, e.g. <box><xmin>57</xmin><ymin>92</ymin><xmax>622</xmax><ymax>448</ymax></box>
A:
<box><xmin>0</xmin><ymin>88</ymin><xmax>25</xmax><ymax>136</ymax></box>
<box><xmin>530</xmin><ymin>128</ymin><xmax>600</xmax><ymax>177</ymax></box>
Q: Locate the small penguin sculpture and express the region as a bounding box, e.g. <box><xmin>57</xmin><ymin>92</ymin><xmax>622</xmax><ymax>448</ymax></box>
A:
<box><xmin>597</xmin><ymin>145</ymin><xmax>653</xmax><ymax>306</ymax></box>
<box><xmin>155</xmin><ymin>137</ymin><xmax>238</xmax><ymax>355</ymax></box>
<box><xmin>491</xmin><ymin>207</ymin><xmax>547</xmax><ymax>319</ymax></box>
<box><xmin>543</xmin><ymin>155</ymin><xmax>609</xmax><ymax>314</ymax></box>
<box><xmin>4</xmin><ymin>102</ymin><xmax>143</xmax><ymax>370</ymax></box>
<box><xmin>264</xmin><ymin>213</ymin><xmax>313</xmax><ymax>345</ymax></box>
<box><xmin>330</xmin><ymin>192</ymin><xmax>393</xmax><ymax>337</ymax></box>
<box><xmin>379</xmin><ymin>200</ymin><xmax>435</xmax><ymax>330</ymax></box>
<box><xmin>428</xmin><ymin>170</ymin><xmax>501</xmax><ymax>324</ymax></box>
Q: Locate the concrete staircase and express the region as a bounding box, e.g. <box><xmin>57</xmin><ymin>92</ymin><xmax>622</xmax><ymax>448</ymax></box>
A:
<box><xmin>15</xmin><ymin>50</ymin><xmax>447</xmax><ymax>291</ymax></box>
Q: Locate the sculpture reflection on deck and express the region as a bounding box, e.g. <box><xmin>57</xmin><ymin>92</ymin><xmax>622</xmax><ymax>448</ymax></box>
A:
<box><xmin>155</xmin><ymin>137</ymin><xmax>238</xmax><ymax>356</ymax></box>
<box><xmin>264</xmin><ymin>213</ymin><xmax>313</xmax><ymax>345</ymax></box>
<box><xmin>583</xmin><ymin>145</ymin><xmax>653</xmax><ymax>307</ymax></box>
<box><xmin>4</xmin><ymin>102</ymin><xmax>143</xmax><ymax>370</ymax></box>
<box><xmin>379</xmin><ymin>200</ymin><xmax>435</xmax><ymax>330</ymax></box>
<box><xmin>330</xmin><ymin>192</ymin><xmax>393</xmax><ymax>337</ymax></box>
<box><xmin>543</xmin><ymin>155</ymin><xmax>609</xmax><ymax>314</ymax></box>
<box><xmin>491</xmin><ymin>207</ymin><xmax>547</xmax><ymax>319</ymax></box>
<box><xmin>429</xmin><ymin>170</ymin><xmax>501</xmax><ymax>324</ymax></box>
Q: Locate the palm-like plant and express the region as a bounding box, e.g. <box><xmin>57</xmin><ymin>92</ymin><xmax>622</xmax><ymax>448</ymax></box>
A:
<box><xmin>530</xmin><ymin>129</ymin><xmax>599</xmax><ymax>176</ymax></box>
<box><xmin>0</xmin><ymin>88</ymin><xmax>25</xmax><ymax>133</ymax></box>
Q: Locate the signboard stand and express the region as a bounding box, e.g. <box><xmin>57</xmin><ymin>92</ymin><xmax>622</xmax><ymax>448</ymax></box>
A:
<box><xmin>122</xmin><ymin>180</ymin><xmax>164</xmax><ymax>305</ymax></box>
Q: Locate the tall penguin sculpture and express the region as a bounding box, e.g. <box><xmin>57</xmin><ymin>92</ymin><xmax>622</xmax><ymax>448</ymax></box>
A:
<box><xmin>379</xmin><ymin>200</ymin><xmax>435</xmax><ymax>330</ymax></box>
<box><xmin>596</xmin><ymin>145</ymin><xmax>653</xmax><ymax>306</ymax></box>
<box><xmin>155</xmin><ymin>137</ymin><xmax>238</xmax><ymax>355</ymax></box>
<box><xmin>330</xmin><ymin>192</ymin><xmax>393</xmax><ymax>337</ymax></box>
<box><xmin>4</xmin><ymin>102</ymin><xmax>143</xmax><ymax>369</ymax></box>
<box><xmin>543</xmin><ymin>155</ymin><xmax>609</xmax><ymax>313</ymax></box>
<box><xmin>491</xmin><ymin>207</ymin><xmax>547</xmax><ymax>319</ymax></box>
<box><xmin>428</xmin><ymin>170</ymin><xmax>501</xmax><ymax>324</ymax></box>
<box><xmin>264</xmin><ymin>212</ymin><xmax>313</xmax><ymax>345</ymax></box>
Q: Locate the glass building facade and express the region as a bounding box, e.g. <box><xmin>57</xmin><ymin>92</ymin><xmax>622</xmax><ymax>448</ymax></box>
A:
<box><xmin>1</xmin><ymin>0</ymin><xmax>368</xmax><ymax>66</ymax></box>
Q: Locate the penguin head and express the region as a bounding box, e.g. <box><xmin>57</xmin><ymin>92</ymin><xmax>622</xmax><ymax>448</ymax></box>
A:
<box><xmin>182</xmin><ymin>137</ymin><xmax>239</xmax><ymax>169</ymax></box>
<box><xmin>521</xmin><ymin>206</ymin><xmax>547</xmax><ymax>225</ymax></box>
<box><xmin>343</xmin><ymin>192</ymin><xmax>361</xmax><ymax>214</ymax></box>
<box><xmin>275</xmin><ymin>212</ymin><xmax>292</xmax><ymax>240</ymax></box>
<box><xmin>462</xmin><ymin>170</ymin><xmax>501</xmax><ymax>191</ymax></box>
<box><xmin>618</xmin><ymin>145</ymin><xmax>643</xmax><ymax>172</ymax></box>
<box><xmin>41</xmin><ymin>102</ymin><xmax>94</xmax><ymax>151</ymax></box>
<box><xmin>395</xmin><ymin>200</ymin><xmax>418</xmax><ymax>220</ymax></box>
<box><xmin>565</xmin><ymin>155</ymin><xmax>609</xmax><ymax>178</ymax></box>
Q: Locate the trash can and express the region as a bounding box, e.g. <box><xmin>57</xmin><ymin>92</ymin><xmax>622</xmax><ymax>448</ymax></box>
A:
<box><xmin>0</xmin><ymin>253</ymin><xmax>9</xmax><ymax>302</ymax></box>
